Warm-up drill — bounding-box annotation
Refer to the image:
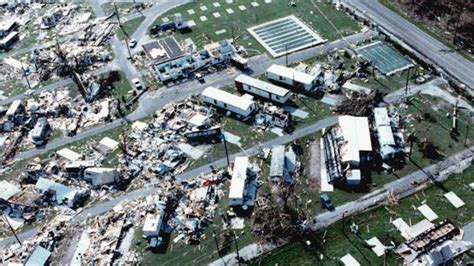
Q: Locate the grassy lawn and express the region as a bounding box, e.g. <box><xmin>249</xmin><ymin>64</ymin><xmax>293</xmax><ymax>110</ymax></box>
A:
<box><xmin>149</xmin><ymin>0</ymin><xmax>360</xmax><ymax>55</ymax></box>
<box><xmin>116</xmin><ymin>16</ymin><xmax>145</xmax><ymax>40</ymax></box>
<box><xmin>379</xmin><ymin>0</ymin><xmax>474</xmax><ymax>62</ymax></box>
<box><xmin>253</xmin><ymin>163</ymin><xmax>474</xmax><ymax>265</ymax></box>
<box><xmin>101</xmin><ymin>2</ymin><xmax>137</xmax><ymax>17</ymax></box>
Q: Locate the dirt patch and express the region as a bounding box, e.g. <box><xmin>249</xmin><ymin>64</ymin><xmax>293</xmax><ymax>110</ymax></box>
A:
<box><xmin>305</xmin><ymin>139</ymin><xmax>321</xmax><ymax>190</ymax></box>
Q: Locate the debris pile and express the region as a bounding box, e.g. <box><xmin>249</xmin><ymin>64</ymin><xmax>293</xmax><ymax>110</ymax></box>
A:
<box><xmin>0</xmin><ymin>212</ymin><xmax>74</xmax><ymax>265</ymax></box>
<box><xmin>119</xmin><ymin>97</ymin><xmax>220</xmax><ymax>180</ymax></box>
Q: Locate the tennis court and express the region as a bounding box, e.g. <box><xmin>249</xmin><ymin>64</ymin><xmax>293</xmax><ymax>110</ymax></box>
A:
<box><xmin>356</xmin><ymin>41</ymin><xmax>413</xmax><ymax>75</ymax></box>
<box><xmin>248</xmin><ymin>15</ymin><xmax>325</xmax><ymax>57</ymax></box>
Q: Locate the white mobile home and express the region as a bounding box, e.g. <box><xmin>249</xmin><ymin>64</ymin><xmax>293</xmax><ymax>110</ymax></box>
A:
<box><xmin>83</xmin><ymin>167</ymin><xmax>121</xmax><ymax>187</ymax></box>
<box><xmin>229</xmin><ymin>156</ymin><xmax>249</xmax><ymax>206</ymax></box>
<box><xmin>143</xmin><ymin>213</ymin><xmax>164</xmax><ymax>237</ymax></box>
<box><xmin>234</xmin><ymin>74</ymin><xmax>292</xmax><ymax>104</ymax></box>
<box><xmin>201</xmin><ymin>86</ymin><xmax>257</xmax><ymax>118</ymax></box>
<box><xmin>269</xmin><ymin>145</ymin><xmax>285</xmax><ymax>179</ymax></box>
<box><xmin>373</xmin><ymin>107</ymin><xmax>399</xmax><ymax>160</ymax></box>
<box><xmin>266</xmin><ymin>64</ymin><xmax>317</xmax><ymax>92</ymax></box>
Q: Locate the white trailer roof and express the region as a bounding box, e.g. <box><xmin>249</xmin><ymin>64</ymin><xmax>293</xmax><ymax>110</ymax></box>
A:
<box><xmin>374</xmin><ymin>107</ymin><xmax>391</xmax><ymax>126</ymax></box>
<box><xmin>229</xmin><ymin>156</ymin><xmax>248</xmax><ymax>200</ymax></box>
<box><xmin>143</xmin><ymin>213</ymin><xmax>163</xmax><ymax>232</ymax></box>
<box><xmin>338</xmin><ymin>116</ymin><xmax>372</xmax><ymax>162</ymax></box>
<box><xmin>377</xmin><ymin>125</ymin><xmax>396</xmax><ymax>146</ymax></box>
<box><xmin>267</xmin><ymin>64</ymin><xmax>316</xmax><ymax>85</ymax></box>
<box><xmin>235</xmin><ymin>74</ymin><xmax>290</xmax><ymax>97</ymax></box>
<box><xmin>202</xmin><ymin>86</ymin><xmax>255</xmax><ymax>111</ymax></box>
<box><xmin>0</xmin><ymin>181</ymin><xmax>20</xmax><ymax>201</ymax></box>
<box><xmin>56</xmin><ymin>148</ymin><xmax>81</xmax><ymax>162</ymax></box>
<box><xmin>269</xmin><ymin>145</ymin><xmax>285</xmax><ymax>177</ymax></box>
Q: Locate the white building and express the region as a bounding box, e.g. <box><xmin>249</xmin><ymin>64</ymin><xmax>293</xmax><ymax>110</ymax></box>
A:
<box><xmin>266</xmin><ymin>64</ymin><xmax>317</xmax><ymax>92</ymax></box>
<box><xmin>269</xmin><ymin>145</ymin><xmax>285</xmax><ymax>179</ymax></box>
<box><xmin>83</xmin><ymin>167</ymin><xmax>121</xmax><ymax>187</ymax></box>
<box><xmin>228</xmin><ymin>156</ymin><xmax>257</xmax><ymax>209</ymax></box>
<box><xmin>143</xmin><ymin>213</ymin><xmax>164</xmax><ymax>238</ymax></box>
<box><xmin>201</xmin><ymin>86</ymin><xmax>257</xmax><ymax>118</ymax></box>
<box><xmin>229</xmin><ymin>157</ymin><xmax>248</xmax><ymax>206</ymax></box>
<box><xmin>337</xmin><ymin>116</ymin><xmax>372</xmax><ymax>185</ymax></box>
<box><xmin>234</xmin><ymin>74</ymin><xmax>292</xmax><ymax>104</ymax></box>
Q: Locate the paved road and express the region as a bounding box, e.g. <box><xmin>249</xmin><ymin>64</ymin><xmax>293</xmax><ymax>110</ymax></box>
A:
<box><xmin>382</xmin><ymin>77</ymin><xmax>446</xmax><ymax>104</ymax></box>
<box><xmin>0</xmin><ymin>116</ymin><xmax>338</xmax><ymax>248</ymax></box>
<box><xmin>0</xmin><ymin>64</ymin><xmax>115</xmax><ymax>106</ymax></box>
<box><xmin>342</xmin><ymin>0</ymin><xmax>474</xmax><ymax>92</ymax></box>
<box><xmin>211</xmin><ymin>146</ymin><xmax>474</xmax><ymax>265</ymax></box>
<box><xmin>15</xmin><ymin>30</ymin><xmax>375</xmax><ymax>160</ymax></box>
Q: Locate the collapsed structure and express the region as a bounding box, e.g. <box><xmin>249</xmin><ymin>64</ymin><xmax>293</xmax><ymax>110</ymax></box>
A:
<box><xmin>373</xmin><ymin>107</ymin><xmax>405</xmax><ymax>161</ymax></box>
<box><xmin>153</xmin><ymin>39</ymin><xmax>238</xmax><ymax>83</ymax></box>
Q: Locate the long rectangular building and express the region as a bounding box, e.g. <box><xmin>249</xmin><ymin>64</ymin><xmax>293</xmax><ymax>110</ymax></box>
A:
<box><xmin>234</xmin><ymin>74</ymin><xmax>292</xmax><ymax>104</ymax></box>
<box><xmin>266</xmin><ymin>64</ymin><xmax>317</xmax><ymax>92</ymax></box>
<box><xmin>229</xmin><ymin>156</ymin><xmax>249</xmax><ymax>206</ymax></box>
<box><xmin>201</xmin><ymin>86</ymin><xmax>257</xmax><ymax>118</ymax></box>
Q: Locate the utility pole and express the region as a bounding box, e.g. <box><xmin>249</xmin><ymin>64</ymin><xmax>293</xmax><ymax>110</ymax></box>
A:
<box><xmin>114</xmin><ymin>2</ymin><xmax>132</xmax><ymax>59</ymax></box>
<box><xmin>2</xmin><ymin>214</ymin><xmax>21</xmax><ymax>246</ymax></box>
<box><xmin>404</xmin><ymin>67</ymin><xmax>411</xmax><ymax>103</ymax></box>
<box><xmin>212</xmin><ymin>228</ymin><xmax>226</xmax><ymax>265</ymax></box>
<box><xmin>453</xmin><ymin>4</ymin><xmax>466</xmax><ymax>44</ymax></box>
<box><xmin>20</xmin><ymin>63</ymin><xmax>32</xmax><ymax>91</ymax></box>
<box><xmin>232</xmin><ymin>230</ymin><xmax>241</xmax><ymax>266</ymax></box>
<box><xmin>221</xmin><ymin>133</ymin><xmax>230</xmax><ymax>168</ymax></box>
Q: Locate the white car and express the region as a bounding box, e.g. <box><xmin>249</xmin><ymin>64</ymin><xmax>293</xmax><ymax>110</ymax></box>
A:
<box><xmin>132</xmin><ymin>78</ymin><xmax>143</xmax><ymax>90</ymax></box>
<box><xmin>128</xmin><ymin>39</ymin><xmax>137</xmax><ymax>48</ymax></box>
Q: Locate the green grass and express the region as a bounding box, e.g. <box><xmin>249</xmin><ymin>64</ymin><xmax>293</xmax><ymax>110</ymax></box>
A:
<box><xmin>150</xmin><ymin>0</ymin><xmax>360</xmax><ymax>55</ymax></box>
<box><xmin>253</xmin><ymin>163</ymin><xmax>474</xmax><ymax>265</ymax></box>
<box><xmin>379</xmin><ymin>0</ymin><xmax>474</xmax><ymax>62</ymax></box>
<box><xmin>116</xmin><ymin>16</ymin><xmax>145</xmax><ymax>41</ymax></box>
<box><xmin>101</xmin><ymin>2</ymin><xmax>137</xmax><ymax>16</ymax></box>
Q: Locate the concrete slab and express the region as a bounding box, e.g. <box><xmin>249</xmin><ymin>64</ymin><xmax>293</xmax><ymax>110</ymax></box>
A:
<box><xmin>407</xmin><ymin>219</ymin><xmax>434</xmax><ymax>239</ymax></box>
<box><xmin>417</xmin><ymin>204</ymin><xmax>438</xmax><ymax>221</ymax></box>
<box><xmin>215</xmin><ymin>29</ymin><xmax>227</xmax><ymax>35</ymax></box>
<box><xmin>177</xmin><ymin>143</ymin><xmax>205</xmax><ymax>160</ymax></box>
<box><xmin>70</xmin><ymin>231</ymin><xmax>91</xmax><ymax>266</ymax></box>
<box><xmin>213</xmin><ymin>2</ymin><xmax>221</xmax><ymax>7</ymax></box>
<box><xmin>188</xmin><ymin>20</ymin><xmax>196</xmax><ymax>27</ymax></box>
<box><xmin>340</xmin><ymin>254</ymin><xmax>360</xmax><ymax>266</ymax></box>
<box><xmin>282</xmin><ymin>106</ymin><xmax>309</xmax><ymax>119</ymax></box>
<box><xmin>226</xmin><ymin>0</ymin><xmax>233</xmax><ymax>3</ymax></box>
<box><xmin>238</xmin><ymin>5</ymin><xmax>247</xmax><ymax>10</ymax></box>
<box><xmin>213</xmin><ymin>12</ymin><xmax>221</xmax><ymax>18</ymax></box>
<box><xmin>251</xmin><ymin>2</ymin><xmax>260</xmax><ymax>7</ymax></box>
<box><xmin>162</xmin><ymin>17</ymin><xmax>169</xmax><ymax>23</ymax></box>
<box><xmin>226</xmin><ymin>8</ymin><xmax>234</xmax><ymax>14</ymax></box>
<box><xmin>271</xmin><ymin>127</ymin><xmax>284</xmax><ymax>136</ymax></box>
<box><xmin>187</xmin><ymin>9</ymin><xmax>195</xmax><ymax>15</ymax></box>
<box><xmin>222</xmin><ymin>131</ymin><xmax>241</xmax><ymax>146</ymax></box>
<box><xmin>392</xmin><ymin>218</ymin><xmax>411</xmax><ymax>240</ymax></box>
<box><xmin>444</xmin><ymin>191</ymin><xmax>465</xmax><ymax>208</ymax></box>
<box><xmin>200</xmin><ymin>16</ymin><xmax>208</xmax><ymax>22</ymax></box>
<box><xmin>265</xmin><ymin>0</ymin><xmax>272</xmax><ymax>3</ymax></box>
<box><xmin>200</xmin><ymin>6</ymin><xmax>208</xmax><ymax>11</ymax></box>
<box><xmin>321</xmin><ymin>95</ymin><xmax>341</xmax><ymax>106</ymax></box>
<box><xmin>366</xmin><ymin>237</ymin><xmax>385</xmax><ymax>257</ymax></box>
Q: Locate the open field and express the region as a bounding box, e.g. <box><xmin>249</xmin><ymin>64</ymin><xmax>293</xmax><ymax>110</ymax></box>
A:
<box><xmin>149</xmin><ymin>0</ymin><xmax>360</xmax><ymax>56</ymax></box>
<box><xmin>116</xmin><ymin>16</ymin><xmax>146</xmax><ymax>41</ymax></box>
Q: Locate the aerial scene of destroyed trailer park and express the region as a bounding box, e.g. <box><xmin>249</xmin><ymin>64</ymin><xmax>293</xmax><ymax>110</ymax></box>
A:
<box><xmin>0</xmin><ymin>0</ymin><xmax>473</xmax><ymax>265</ymax></box>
